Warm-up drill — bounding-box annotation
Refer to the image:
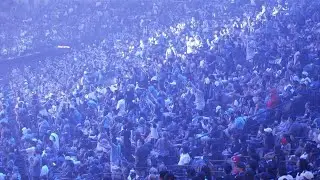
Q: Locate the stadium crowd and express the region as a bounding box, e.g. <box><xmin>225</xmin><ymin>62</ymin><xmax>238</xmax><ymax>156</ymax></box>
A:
<box><xmin>0</xmin><ymin>0</ymin><xmax>320</xmax><ymax>179</ymax></box>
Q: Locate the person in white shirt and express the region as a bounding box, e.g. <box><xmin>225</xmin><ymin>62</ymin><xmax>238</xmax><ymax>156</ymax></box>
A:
<box><xmin>146</xmin><ymin>124</ymin><xmax>159</xmax><ymax>142</ymax></box>
<box><xmin>191</xmin><ymin>84</ymin><xmax>205</xmax><ymax>114</ymax></box>
<box><xmin>116</xmin><ymin>94</ymin><xmax>126</xmax><ymax>117</ymax></box>
<box><xmin>296</xmin><ymin>170</ymin><xmax>314</xmax><ymax>180</ymax></box>
<box><xmin>86</xmin><ymin>91</ymin><xmax>98</xmax><ymax>102</ymax></box>
<box><xmin>165</xmin><ymin>42</ymin><xmax>176</xmax><ymax>60</ymax></box>
<box><xmin>49</xmin><ymin>132</ymin><xmax>60</xmax><ymax>151</ymax></box>
<box><xmin>178</xmin><ymin>146</ymin><xmax>191</xmax><ymax>166</ymax></box>
<box><xmin>186</xmin><ymin>37</ymin><xmax>195</xmax><ymax>54</ymax></box>
<box><xmin>96</xmin><ymin>86</ymin><xmax>107</xmax><ymax>95</ymax></box>
<box><xmin>40</xmin><ymin>165</ymin><xmax>49</xmax><ymax>178</ymax></box>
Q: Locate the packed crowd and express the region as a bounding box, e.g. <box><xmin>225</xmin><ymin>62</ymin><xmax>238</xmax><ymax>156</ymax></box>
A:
<box><xmin>0</xmin><ymin>0</ymin><xmax>320</xmax><ymax>179</ymax></box>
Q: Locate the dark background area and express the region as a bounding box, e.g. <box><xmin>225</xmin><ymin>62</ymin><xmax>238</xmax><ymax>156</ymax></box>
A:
<box><xmin>0</xmin><ymin>47</ymin><xmax>71</xmax><ymax>83</ymax></box>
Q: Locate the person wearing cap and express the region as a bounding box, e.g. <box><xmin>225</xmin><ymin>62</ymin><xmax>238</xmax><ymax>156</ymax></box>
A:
<box><xmin>263</xmin><ymin>127</ymin><xmax>275</xmax><ymax>153</ymax></box>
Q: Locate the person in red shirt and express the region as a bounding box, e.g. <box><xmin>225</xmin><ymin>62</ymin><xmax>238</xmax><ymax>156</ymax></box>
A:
<box><xmin>267</xmin><ymin>88</ymin><xmax>280</xmax><ymax>109</ymax></box>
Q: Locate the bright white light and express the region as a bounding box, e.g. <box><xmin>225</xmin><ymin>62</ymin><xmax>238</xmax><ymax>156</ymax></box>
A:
<box><xmin>57</xmin><ymin>45</ymin><xmax>71</xmax><ymax>49</ymax></box>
